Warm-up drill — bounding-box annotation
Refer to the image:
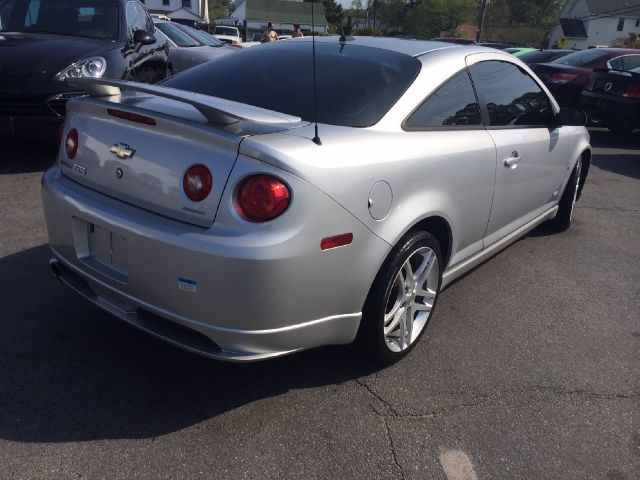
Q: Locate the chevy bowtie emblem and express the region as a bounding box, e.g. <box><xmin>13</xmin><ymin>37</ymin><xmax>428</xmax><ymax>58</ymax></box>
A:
<box><xmin>110</xmin><ymin>143</ymin><xmax>135</xmax><ymax>159</ymax></box>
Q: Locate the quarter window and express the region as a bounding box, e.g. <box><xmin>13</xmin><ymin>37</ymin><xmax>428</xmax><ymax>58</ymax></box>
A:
<box><xmin>470</xmin><ymin>61</ymin><xmax>553</xmax><ymax>128</ymax></box>
<box><xmin>404</xmin><ymin>70</ymin><xmax>482</xmax><ymax>129</ymax></box>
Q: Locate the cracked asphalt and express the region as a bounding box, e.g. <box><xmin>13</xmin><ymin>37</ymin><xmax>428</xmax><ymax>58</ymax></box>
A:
<box><xmin>0</xmin><ymin>129</ymin><xmax>638</xmax><ymax>479</ymax></box>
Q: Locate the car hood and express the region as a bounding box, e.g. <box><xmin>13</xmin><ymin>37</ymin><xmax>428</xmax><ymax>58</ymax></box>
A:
<box><xmin>0</xmin><ymin>32</ymin><xmax>116</xmax><ymax>92</ymax></box>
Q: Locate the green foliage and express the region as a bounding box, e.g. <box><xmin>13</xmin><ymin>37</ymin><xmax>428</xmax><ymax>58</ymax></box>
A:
<box><xmin>322</xmin><ymin>0</ymin><xmax>344</xmax><ymax>28</ymax></box>
<box><xmin>486</xmin><ymin>0</ymin><xmax>563</xmax><ymax>25</ymax></box>
<box><xmin>355</xmin><ymin>26</ymin><xmax>383</xmax><ymax>36</ymax></box>
<box><xmin>209</xmin><ymin>0</ymin><xmax>232</xmax><ymax>21</ymax></box>
<box><xmin>406</xmin><ymin>0</ymin><xmax>476</xmax><ymax>39</ymax></box>
<box><xmin>612</xmin><ymin>32</ymin><xmax>640</xmax><ymax>48</ymax></box>
<box><xmin>379</xmin><ymin>0</ymin><xmax>411</xmax><ymax>32</ymax></box>
<box><xmin>484</xmin><ymin>25</ymin><xmax>547</xmax><ymax>46</ymax></box>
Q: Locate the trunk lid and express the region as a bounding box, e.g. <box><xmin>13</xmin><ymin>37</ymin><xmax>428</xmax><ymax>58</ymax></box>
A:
<box><xmin>589</xmin><ymin>69</ymin><xmax>639</xmax><ymax>98</ymax></box>
<box><xmin>60</xmin><ymin>93</ymin><xmax>303</xmax><ymax>227</ymax></box>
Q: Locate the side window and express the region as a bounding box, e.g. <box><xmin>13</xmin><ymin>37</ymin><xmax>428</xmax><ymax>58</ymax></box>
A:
<box><xmin>125</xmin><ymin>1</ymin><xmax>146</xmax><ymax>42</ymax></box>
<box><xmin>24</xmin><ymin>0</ymin><xmax>40</xmax><ymax>27</ymax></box>
<box><xmin>470</xmin><ymin>61</ymin><xmax>553</xmax><ymax>128</ymax></box>
<box><xmin>135</xmin><ymin>2</ymin><xmax>155</xmax><ymax>33</ymax></box>
<box><xmin>609</xmin><ymin>55</ymin><xmax>640</xmax><ymax>71</ymax></box>
<box><xmin>404</xmin><ymin>70</ymin><xmax>482</xmax><ymax>129</ymax></box>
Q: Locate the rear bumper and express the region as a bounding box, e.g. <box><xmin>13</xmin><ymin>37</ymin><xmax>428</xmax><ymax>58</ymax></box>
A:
<box><xmin>41</xmin><ymin>165</ymin><xmax>389</xmax><ymax>361</ymax></box>
<box><xmin>580</xmin><ymin>90</ymin><xmax>640</xmax><ymax>127</ymax></box>
<box><xmin>49</xmin><ymin>256</ymin><xmax>361</xmax><ymax>362</ymax></box>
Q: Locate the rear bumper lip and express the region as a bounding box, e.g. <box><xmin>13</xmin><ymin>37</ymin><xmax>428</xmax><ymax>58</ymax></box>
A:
<box><xmin>49</xmin><ymin>253</ymin><xmax>362</xmax><ymax>362</ymax></box>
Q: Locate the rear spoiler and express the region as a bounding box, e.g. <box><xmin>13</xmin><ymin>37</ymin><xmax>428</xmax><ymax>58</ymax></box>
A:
<box><xmin>68</xmin><ymin>77</ymin><xmax>302</xmax><ymax>126</ymax></box>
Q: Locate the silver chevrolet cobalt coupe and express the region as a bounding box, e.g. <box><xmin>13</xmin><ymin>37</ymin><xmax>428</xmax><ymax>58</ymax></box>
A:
<box><xmin>42</xmin><ymin>37</ymin><xmax>590</xmax><ymax>364</ymax></box>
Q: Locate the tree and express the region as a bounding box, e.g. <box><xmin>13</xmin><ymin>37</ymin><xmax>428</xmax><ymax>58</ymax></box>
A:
<box><xmin>380</xmin><ymin>0</ymin><xmax>410</xmax><ymax>32</ymax></box>
<box><xmin>208</xmin><ymin>0</ymin><xmax>232</xmax><ymax>21</ymax></box>
<box><xmin>406</xmin><ymin>0</ymin><xmax>476</xmax><ymax>39</ymax></box>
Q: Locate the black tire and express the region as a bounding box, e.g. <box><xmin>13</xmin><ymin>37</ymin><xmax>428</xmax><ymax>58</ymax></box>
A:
<box><xmin>357</xmin><ymin>230</ymin><xmax>443</xmax><ymax>365</ymax></box>
<box><xmin>549</xmin><ymin>158</ymin><xmax>582</xmax><ymax>232</ymax></box>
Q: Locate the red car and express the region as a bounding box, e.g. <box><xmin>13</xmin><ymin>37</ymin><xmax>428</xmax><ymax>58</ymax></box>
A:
<box><xmin>532</xmin><ymin>48</ymin><xmax>640</xmax><ymax>107</ymax></box>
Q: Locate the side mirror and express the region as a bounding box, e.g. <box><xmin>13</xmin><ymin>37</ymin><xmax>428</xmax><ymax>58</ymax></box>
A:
<box><xmin>133</xmin><ymin>30</ymin><xmax>156</xmax><ymax>51</ymax></box>
<box><xmin>556</xmin><ymin>107</ymin><xmax>587</xmax><ymax>126</ymax></box>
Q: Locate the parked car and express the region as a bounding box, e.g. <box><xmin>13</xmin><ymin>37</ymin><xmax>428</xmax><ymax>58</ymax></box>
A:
<box><xmin>518</xmin><ymin>49</ymin><xmax>575</xmax><ymax>65</ymax></box>
<box><xmin>504</xmin><ymin>47</ymin><xmax>537</xmax><ymax>57</ymax></box>
<box><xmin>174</xmin><ymin>22</ymin><xmax>238</xmax><ymax>54</ymax></box>
<box><xmin>153</xmin><ymin>20</ymin><xmax>232</xmax><ymax>74</ymax></box>
<box><xmin>213</xmin><ymin>25</ymin><xmax>241</xmax><ymax>45</ymax></box>
<box><xmin>580</xmin><ymin>66</ymin><xmax>640</xmax><ymax>133</ymax></box>
<box><xmin>531</xmin><ymin>48</ymin><xmax>640</xmax><ymax>106</ymax></box>
<box><xmin>0</xmin><ymin>0</ymin><xmax>169</xmax><ymax>137</ymax></box>
<box><xmin>43</xmin><ymin>39</ymin><xmax>589</xmax><ymax>364</ymax></box>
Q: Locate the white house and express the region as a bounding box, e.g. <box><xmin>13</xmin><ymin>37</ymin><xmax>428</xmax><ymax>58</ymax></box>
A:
<box><xmin>143</xmin><ymin>0</ymin><xmax>210</xmax><ymax>23</ymax></box>
<box><xmin>549</xmin><ymin>0</ymin><xmax>640</xmax><ymax>49</ymax></box>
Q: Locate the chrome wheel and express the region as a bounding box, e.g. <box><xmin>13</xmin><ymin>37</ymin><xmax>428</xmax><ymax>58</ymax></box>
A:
<box><xmin>383</xmin><ymin>246</ymin><xmax>439</xmax><ymax>352</ymax></box>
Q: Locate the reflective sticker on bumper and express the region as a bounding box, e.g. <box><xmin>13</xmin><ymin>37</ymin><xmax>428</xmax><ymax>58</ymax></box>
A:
<box><xmin>177</xmin><ymin>277</ymin><xmax>198</xmax><ymax>293</ymax></box>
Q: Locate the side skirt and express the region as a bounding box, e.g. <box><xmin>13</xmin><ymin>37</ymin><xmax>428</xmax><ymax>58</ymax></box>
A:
<box><xmin>441</xmin><ymin>206</ymin><xmax>559</xmax><ymax>288</ymax></box>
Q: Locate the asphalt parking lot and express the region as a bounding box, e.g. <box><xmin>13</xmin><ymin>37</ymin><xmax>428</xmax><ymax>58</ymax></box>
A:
<box><xmin>0</xmin><ymin>129</ymin><xmax>638</xmax><ymax>480</ymax></box>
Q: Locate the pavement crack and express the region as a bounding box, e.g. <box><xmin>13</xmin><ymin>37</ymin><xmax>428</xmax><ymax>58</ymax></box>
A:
<box><xmin>355</xmin><ymin>378</ymin><xmax>400</xmax><ymax>417</ymax></box>
<box><xmin>576</xmin><ymin>205</ymin><xmax>640</xmax><ymax>212</ymax></box>
<box><xmin>381</xmin><ymin>415</ymin><xmax>406</xmax><ymax>480</ymax></box>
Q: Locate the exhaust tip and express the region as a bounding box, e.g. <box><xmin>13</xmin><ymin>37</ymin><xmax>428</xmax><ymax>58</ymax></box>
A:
<box><xmin>49</xmin><ymin>258</ymin><xmax>61</xmax><ymax>280</ymax></box>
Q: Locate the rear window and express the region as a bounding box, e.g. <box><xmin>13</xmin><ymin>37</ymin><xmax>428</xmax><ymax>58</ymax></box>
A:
<box><xmin>162</xmin><ymin>41</ymin><xmax>421</xmax><ymax>127</ymax></box>
<box><xmin>551</xmin><ymin>49</ymin><xmax>609</xmax><ymax>67</ymax></box>
<box><xmin>519</xmin><ymin>50</ymin><xmax>572</xmax><ymax>64</ymax></box>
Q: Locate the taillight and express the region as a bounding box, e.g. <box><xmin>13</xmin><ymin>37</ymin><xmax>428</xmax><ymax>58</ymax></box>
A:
<box><xmin>107</xmin><ymin>109</ymin><xmax>156</xmax><ymax>126</ymax></box>
<box><xmin>623</xmin><ymin>83</ymin><xmax>640</xmax><ymax>99</ymax></box>
<box><xmin>237</xmin><ymin>174</ymin><xmax>291</xmax><ymax>222</ymax></box>
<box><xmin>65</xmin><ymin>128</ymin><xmax>78</xmax><ymax>159</ymax></box>
<box><xmin>183</xmin><ymin>164</ymin><xmax>213</xmax><ymax>201</ymax></box>
<box><xmin>548</xmin><ymin>73</ymin><xmax>578</xmax><ymax>84</ymax></box>
<box><xmin>584</xmin><ymin>77</ymin><xmax>596</xmax><ymax>91</ymax></box>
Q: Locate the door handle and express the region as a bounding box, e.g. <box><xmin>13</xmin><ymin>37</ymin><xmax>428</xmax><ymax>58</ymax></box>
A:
<box><xmin>503</xmin><ymin>151</ymin><xmax>521</xmax><ymax>168</ymax></box>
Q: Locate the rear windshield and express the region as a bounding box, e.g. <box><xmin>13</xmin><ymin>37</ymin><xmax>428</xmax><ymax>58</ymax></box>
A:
<box><xmin>155</xmin><ymin>21</ymin><xmax>200</xmax><ymax>47</ymax></box>
<box><xmin>214</xmin><ymin>26</ymin><xmax>237</xmax><ymax>36</ymax></box>
<box><xmin>519</xmin><ymin>50</ymin><xmax>572</xmax><ymax>64</ymax></box>
<box><xmin>0</xmin><ymin>0</ymin><xmax>119</xmax><ymax>40</ymax></box>
<box><xmin>551</xmin><ymin>49</ymin><xmax>609</xmax><ymax>67</ymax></box>
<box><xmin>162</xmin><ymin>41</ymin><xmax>421</xmax><ymax>127</ymax></box>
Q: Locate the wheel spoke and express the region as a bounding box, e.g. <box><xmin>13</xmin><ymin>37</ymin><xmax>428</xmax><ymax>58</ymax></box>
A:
<box><xmin>384</xmin><ymin>306</ymin><xmax>405</xmax><ymax>334</ymax></box>
<box><xmin>404</xmin><ymin>306</ymin><xmax>413</xmax><ymax>346</ymax></box>
<box><xmin>399</xmin><ymin>308</ymin><xmax>407</xmax><ymax>347</ymax></box>
<box><xmin>413</xmin><ymin>251</ymin><xmax>433</xmax><ymax>283</ymax></box>
<box><xmin>412</xmin><ymin>301</ymin><xmax>432</xmax><ymax>313</ymax></box>
<box><xmin>402</xmin><ymin>260</ymin><xmax>414</xmax><ymax>286</ymax></box>
<box><xmin>384</xmin><ymin>299</ymin><xmax>402</xmax><ymax>326</ymax></box>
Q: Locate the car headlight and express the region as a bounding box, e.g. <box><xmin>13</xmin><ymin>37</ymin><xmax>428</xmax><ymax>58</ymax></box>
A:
<box><xmin>56</xmin><ymin>57</ymin><xmax>107</xmax><ymax>82</ymax></box>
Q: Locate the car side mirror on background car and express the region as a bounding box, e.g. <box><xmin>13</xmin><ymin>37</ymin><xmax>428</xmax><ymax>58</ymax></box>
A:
<box><xmin>556</xmin><ymin>107</ymin><xmax>587</xmax><ymax>126</ymax></box>
<box><xmin>133</xmin><ymin>30</ymin><xmax>156</xmax><ymax>51</ymax></box>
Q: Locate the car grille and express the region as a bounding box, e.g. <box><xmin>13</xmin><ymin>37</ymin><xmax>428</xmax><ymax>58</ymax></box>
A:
<box><xmin>0</xmin><ymin>92</ymin><xmax>84</xmax><ymax>117</ymax></box>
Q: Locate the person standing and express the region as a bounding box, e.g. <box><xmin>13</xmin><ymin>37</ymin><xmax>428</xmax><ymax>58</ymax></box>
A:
<box><xmin>263</xmin><ymin>22</ymin><xmax>278</xmax><ymax>42</ymax></box>
<box><xmin>292</xmin><ymin>24</ymin><xmax>304</xmax><ymax>38</ymax></box>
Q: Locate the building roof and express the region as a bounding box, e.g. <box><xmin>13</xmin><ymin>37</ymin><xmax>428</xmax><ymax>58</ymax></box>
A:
<box><xmin>585</xmin><ymin>0</ymin><xmax>640</xmax><ymax>17</ymax></box>
<box><xmin>245</xmin><ymin>0</ymin><xmax>327</xmax><ymax>26</ymax></box>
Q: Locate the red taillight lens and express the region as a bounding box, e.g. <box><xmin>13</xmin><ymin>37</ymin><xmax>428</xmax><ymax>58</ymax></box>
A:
<box><xmin>624</xmin><ymin>83</ymin><xmax>640</xmax><ymax>99</ymax></box>
<box><xmin>237</xmin><ymin>174</ymin><xmax>291</xmax><ymax>222</ymax></box>
<box><xmin>65</xmin><ymin>128</ymin><xmax>78</xmax><ymax>159</ymax></box>
<box><xmin>107</xmin><ymin>108</ymin><xmax>156</xmax><ymax>126</ymax></box>
<box><xmin>183</xmin><ymin>164</ymin><xmax>213</xmax><ymax>202</ymax></box>
<box><xmin>548</xmin><ymin>73</ymin><xmax>578</xmax><ymax>84</ymax></box>
<box><xmin>584</xmin><ymin>77</ymin><xmax>596</xmax><ymax>91</ymax></box>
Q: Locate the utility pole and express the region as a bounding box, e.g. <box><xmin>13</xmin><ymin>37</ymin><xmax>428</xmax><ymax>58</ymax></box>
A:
<box><xmin>373</xmin><ymin>0</ymin><xmax>377</xmax><ymax>30</ymax></box>
<box><xmin>476</xmin><ymin>0</ymin><xmax>489</xmax><ymax>42</ymax></box>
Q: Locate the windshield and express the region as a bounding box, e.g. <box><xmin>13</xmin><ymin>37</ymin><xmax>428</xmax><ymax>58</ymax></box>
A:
<box><xmin>214</xmin><ymin>26</ymin><xmax>236</xmax><ymax>36</ymax></box>
<box><xmin>551</xmin><ymin>49</ymin><xmax>609</xmax><ymax>67</ymax></box>
<box><xmin>162</xmin><ymin>41</ymin><xmax>421</xmax><ymax>127</ymax></box>
<box><xmin>178</xmin><ymin>24</ymin><xmax>223</xmax><ymax>47</ymax></box>
<box><xmin>155</xmin><ymin>21</ymin><xmax>200</xmax><ymax>47</ymax></box>
<box><xmin>0</xmin><ymin>0</ymin><xmax>119</xmax><ymax>40</ymax></box>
